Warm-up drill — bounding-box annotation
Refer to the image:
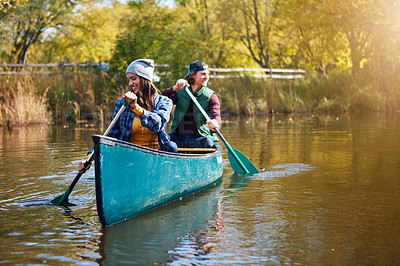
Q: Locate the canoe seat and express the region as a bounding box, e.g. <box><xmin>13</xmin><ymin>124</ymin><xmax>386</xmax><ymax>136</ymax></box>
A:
<box><xmin>177</xmin><ymin>147</ymin><xmax>217</xmax><ymax>154</ymax></box>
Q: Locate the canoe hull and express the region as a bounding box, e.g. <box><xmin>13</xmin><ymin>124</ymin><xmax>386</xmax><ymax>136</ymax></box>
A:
<box><xmin>93</xmin><ymin>135</ymin><xmax>223</xmax><ymax>226</ymax></box>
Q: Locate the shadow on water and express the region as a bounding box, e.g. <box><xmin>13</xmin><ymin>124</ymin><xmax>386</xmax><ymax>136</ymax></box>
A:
<box><xmin>97</xmin><ymin>182</ymin><xmax>223</xmax><ymax>265</ymax></box>
<box><xmin>15</xmin><ymin>199</ymin><xmax>80</xmax><ymax>207</ymax></box>
<box><xmin>14</xmin><ymin>199</ymin><xmax>90</xmax><ymax>227</ymax></box>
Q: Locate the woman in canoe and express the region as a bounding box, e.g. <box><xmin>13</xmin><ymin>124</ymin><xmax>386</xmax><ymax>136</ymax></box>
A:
<box><xmin>79</xmin><ymin>59</ymin><xmax>178</xmax><ymax>173</ymax></box>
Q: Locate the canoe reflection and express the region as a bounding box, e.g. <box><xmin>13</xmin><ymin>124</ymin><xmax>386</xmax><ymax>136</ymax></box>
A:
<box><xmin>98</xmin><ymin>182</ymin><xmax>223</xmax><ymax>265</ymax></box>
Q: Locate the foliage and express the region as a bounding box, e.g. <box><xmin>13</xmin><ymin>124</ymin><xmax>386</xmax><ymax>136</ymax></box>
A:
<box><xmin>1</xmin><ymin>0</ymin><xmax>78</xmax><ymax>64</ymax></box>
<box><xmin>3</xmin><ymin>0</ymin><xmax>400</xmax><ymax>75</ymax></box>
<box><xmin>2</xmin><ymin>0</ymin><xmax>400</xmax><ymax>125</ymax></box>
<box><xmin>31</xmin><ymin>1</ymin><xmax>130</xmax><ymax>63</ymax></box>
<box><xmin>0</xmin><ymin>0</ymin><xmax>27</xmax><ymax>15</ymax></box>
<box><xmin>108</xmin><ymin>0</ymin><xmax>179</xmax><ymax>91</ymax></box>
<box><xmin>109</xmin><ymin>0</ymin><xmax>254</xmax><ymax>92</ymax></box>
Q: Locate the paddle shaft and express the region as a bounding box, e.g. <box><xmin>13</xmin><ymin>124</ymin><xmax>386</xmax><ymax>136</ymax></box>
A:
<box><xmin>184</xmin><ymin>87</ymin><xmax>250</xmax><ymax>174</ymax></box>
<box><xmin>54</xmin><ymin>103</ymin><xmax>127</xmax><ymax>205</ymax></box>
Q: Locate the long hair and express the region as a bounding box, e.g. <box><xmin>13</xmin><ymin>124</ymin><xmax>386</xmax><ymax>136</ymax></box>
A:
<box><xmin>135</xmin><ymin>77</ymin><xmax>159</xmax><ymax>110</ymax></box>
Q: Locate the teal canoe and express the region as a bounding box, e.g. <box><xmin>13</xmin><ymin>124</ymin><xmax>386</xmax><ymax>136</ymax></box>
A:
<box><xmin>92</xmin><ymin>135</ymin><xmax>224</xmax><ymax>226</ymax></box>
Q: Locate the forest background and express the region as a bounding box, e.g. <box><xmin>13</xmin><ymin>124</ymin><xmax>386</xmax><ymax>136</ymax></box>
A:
<box><xmin>1</xmin><ymin>0</ymin><xmax>400</xmax><ymax>126</ymax></box>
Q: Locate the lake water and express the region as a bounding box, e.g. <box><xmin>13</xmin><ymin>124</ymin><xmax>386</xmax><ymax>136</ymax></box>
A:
<box><xmin>1</xmin><ymin>113</ymin><xmax>400</xmax><ymax>265</ymax></box>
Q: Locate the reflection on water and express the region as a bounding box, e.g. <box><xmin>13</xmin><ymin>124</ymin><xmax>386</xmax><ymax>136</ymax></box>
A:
<box><xmin>99</xmin><ymin>183</ymin><xmax>223</xmax><ymax>265</ymax></box>
<box><xmin>1</xmin><ymin>114</ymin><xmax>400</xmax><ymax>264</ymax></box>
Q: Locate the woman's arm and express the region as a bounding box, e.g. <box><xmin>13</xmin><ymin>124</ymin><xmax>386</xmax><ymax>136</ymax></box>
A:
<box><xmin>139</xmin><ymin>95</ymin><xmax>172</xmax><ymax>132</ymax></box>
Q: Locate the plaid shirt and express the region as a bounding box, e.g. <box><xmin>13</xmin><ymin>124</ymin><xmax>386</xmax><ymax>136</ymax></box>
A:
<box><xmin>107</xmin><ymin>95</ymin><xmax>172</xmax><ymax>144</ymax></box>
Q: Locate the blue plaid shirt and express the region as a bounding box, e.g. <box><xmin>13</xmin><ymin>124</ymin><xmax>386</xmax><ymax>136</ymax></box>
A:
<box><xmin>108</xmin><ymin>94</ymin><xmax>172</xmax><ymax>145</ymax></box>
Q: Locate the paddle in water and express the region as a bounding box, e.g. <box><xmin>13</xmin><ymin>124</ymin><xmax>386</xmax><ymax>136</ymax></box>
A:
<box><xmin>51</xmin><ymin>101</ymin><xmax>129</xmax><ymax>206</ymax></box>
<box><xmin>184</xmin><ymin>87</ymin><xmax>259</xmax><ymax>174</ymax></box>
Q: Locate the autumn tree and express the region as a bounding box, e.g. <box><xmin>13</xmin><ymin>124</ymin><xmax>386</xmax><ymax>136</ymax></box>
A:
<box><xmin>33</xmin><ymin>1</ymin><xmax>131</xmax><ymax>63</ymax></box>
<box><xmin>324</xmin><ymin>0</ymin><xmax>375</xmax><ymax>74</ymax></box>
<box><xmin>1</xmin><ymin>0</ymin><xmax>78</xmax><ymax>64</ymax></box>
<box><xmin>175</xmin><ymin>0</ymin><xmax>246</xmax><ymax>67</ymax></box>
<box><xmin>284</xmin><ymin>0</ymin><xmax>351</xmax><ymax>74</ymax></box>
<box><xmin>362</xmin><ymin>0</ymin><xmax>400</xmax><ymax>73</ymax></box>
<box><xmin>109</xmin><ymin>1</ymin><xmax>176</xmax><ymax>72</ymax></box>
<box><xmin>0</xmin><ymin>0</ymin><xmax>28</xmax><ymax>15</ymax></box>
<box><xmin>214</xmin><ymin>0</ymin><xmax>281</xmax><ymax>69</ymax></box>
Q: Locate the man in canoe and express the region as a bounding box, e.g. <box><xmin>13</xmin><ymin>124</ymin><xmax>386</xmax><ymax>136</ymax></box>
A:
<box><xmin>79</xmin><ymin>59</ymin><xmax>178</xmax><ymax>173</ymax></box>
<box><xmin>162</xmin><ymin>60</ymin><xmax>221</xmax><ymax>148</ymax></box>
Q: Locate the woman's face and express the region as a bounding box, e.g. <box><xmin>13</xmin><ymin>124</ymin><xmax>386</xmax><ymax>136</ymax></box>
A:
<box><xmin>126</xmin><ymin>73</ymin><xmax>141</xmax><ymax>93</ymax></box>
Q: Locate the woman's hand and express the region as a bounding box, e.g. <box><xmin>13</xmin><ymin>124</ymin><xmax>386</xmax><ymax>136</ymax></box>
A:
<box><xmin>172</xmin><ymin>79</ymin><xmax>188</xmax><ymax>92</ymax></box>
<box><xmin>78</xmin><ymin>159</ymin><xmax>91</xmax><ymax>174</ymax></box>
<box><xmin>207</xmin><ymin>119</ymin><xmax>219</xmax><ymax>132</ymax></box>
<box><xmin>122</xmin><ymin>91</ymin><xmax>137</xmax><ymax>109</ymax></box>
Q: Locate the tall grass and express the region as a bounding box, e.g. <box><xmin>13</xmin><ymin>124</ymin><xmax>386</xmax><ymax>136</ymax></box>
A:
<box><xmin>210</xmin><ymin>69</ymin><xmax>400</xmax><ymax>116</ymax></box>
<box><xmin>1</xmin><ymin>67</ymin><xmax>400</xmax><ymax>126</ymax></box>
<box><xmin>0</xmin><ymin>71</ymin><xmax>116</xmax><ymax>126</ymax></box>
<box><xmin>0</xmin><ymin>76</ymin><xmax>51</xmax><ymax>126</ymax></box>
<box><xmin>210</xmin><ymin>75</ymin><xmax>316</xmax><ymax>116</ymax></box>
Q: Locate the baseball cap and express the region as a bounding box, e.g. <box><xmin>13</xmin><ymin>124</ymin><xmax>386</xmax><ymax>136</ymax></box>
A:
<box><xmin>184</xmin><ymin>60</ymin><xmax>208</xmax><ymax>78</ymax></box>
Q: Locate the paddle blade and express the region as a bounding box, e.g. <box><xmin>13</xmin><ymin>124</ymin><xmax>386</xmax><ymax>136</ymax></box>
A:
<box><xmin>50</xmin><ymin>194</ymin><xmax>68</xmax><ymax>205</ymax></box>
<box><xmin>51</xmin><ymin>186</ymin><xmax>73</xmax><ymax>206</ymax></box>
<box><xmin>228</xmin><ymin>148</ymin><xmax>259</xmax><ymax>174</ymax></box>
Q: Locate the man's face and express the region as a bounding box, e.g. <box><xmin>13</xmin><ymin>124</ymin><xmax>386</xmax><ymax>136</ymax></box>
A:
<box><xmin>192</xmin><ymin>69</ymin><xmax>209</xmax><ymax>87</ymax></box>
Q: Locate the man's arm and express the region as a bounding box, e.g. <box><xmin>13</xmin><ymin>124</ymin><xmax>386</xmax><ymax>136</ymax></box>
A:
<box><xmin>162</xmin><ymin>79</ymin><xmax>188</xmax><ymax>104</ymax></box>
<box><xmin>161</xmin><ymin>87</ymin><xmax>177</xmax><ymax>103</ymax></box>
<box><xmin>208</xmin><ymin>93</ymin><xmax>221</xmax><ymax>129</ymax></box>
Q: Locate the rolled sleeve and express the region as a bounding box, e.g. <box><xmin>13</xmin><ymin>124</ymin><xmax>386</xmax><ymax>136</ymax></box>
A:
<box><xmin>208</xmin><ymin>93</ymin><xmax>221</xmax><ymax>127</ymax></box>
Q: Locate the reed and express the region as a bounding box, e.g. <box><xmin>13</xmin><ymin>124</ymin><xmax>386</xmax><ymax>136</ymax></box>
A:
<box><xmin>211</xmin><ymin>69</ymin><xmax>400</xmax><ymax>115</ymax></box>
<box><xmin>1</xmin><ymin>67</ymin><xmax>400</xmax><ymax>126</ymax></box>
<box><xmin>210</xmin><ymin>76</ymin><xmax>315</xmax><ymax>115</ymax></box>
<box><xmin>0</xmin><ymin>76</ymin><xmax>51</xmax><ymax>126</ymax></box>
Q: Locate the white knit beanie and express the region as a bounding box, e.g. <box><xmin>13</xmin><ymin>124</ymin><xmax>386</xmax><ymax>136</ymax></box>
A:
<box><xmin>126</xmin><ymin>59</ymin><xmax>154</xmax><ymax>81</ymax></box>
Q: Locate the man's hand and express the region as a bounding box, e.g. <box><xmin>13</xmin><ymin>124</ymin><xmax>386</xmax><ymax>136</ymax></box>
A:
<box><xmin>172</xmin><ymin>79</ymin><xmax>188</xmax><ymax>92</ymax></box>
<box><xmin>207</xmin><ymin>119</ymin><xmax>219</xmax><ymax>132</ymax></box>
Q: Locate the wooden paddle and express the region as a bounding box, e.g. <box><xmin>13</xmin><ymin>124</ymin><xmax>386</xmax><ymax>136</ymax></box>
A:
<box><xmin>51</xmin><ymin>101</ymin><xmax>128</xmax><ymax>206</ymax></box>
<box><xmin>184</xmin><ymin>87</ymin><xmax>259</xmax><ymax>174</ymax></box>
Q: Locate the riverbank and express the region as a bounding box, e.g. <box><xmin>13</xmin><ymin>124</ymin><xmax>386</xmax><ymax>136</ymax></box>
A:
<box><xmin>1</xmin><ymin>69</ymin><xmax>399</xmax><ymax>126</ymax></box>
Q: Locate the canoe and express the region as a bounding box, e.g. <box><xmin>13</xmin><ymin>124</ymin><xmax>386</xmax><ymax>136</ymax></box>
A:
<box><xmin>92</xmin><ymin>135</ymin><xmax>224</xmax><ymax>226</ymax></box>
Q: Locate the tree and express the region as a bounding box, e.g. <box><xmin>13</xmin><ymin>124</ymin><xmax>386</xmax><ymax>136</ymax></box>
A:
<box><xmin>33</xmin><ymin>1</ymin><xmax>131</xmax><ymax>63</ymax></box>
<box><xmin>326</xmin><ymin>0</ymin><xmax>375</xmax><ymax>74</ymax></box>
<box><xmin>286</xmin><ymin>0</ymin><xmax>351</xmax><ymax>74</ymax></box>
<box><xmin>360</xmin><ymin>0</ymin><xmax>400</xmax><ymax>74</ymax></box>
<box><xmin>0</xmin><ymin>0</ymin><xmax>28</xmax><ymax>15</ymax></box>
<box><xmin>108</xmin><ymin>0</ymin><xmax>181</xmax><ymax>90</ymax></box>
<box><xmin>215</xmin><ymin>0</ymin><xmax>281</xmax><ymax>69</ymax></box>
<box><xmin>176</xmin><ymin>0</ymin><xmax>248</xmax><ymax>67</ymax></box>
<box><xmin>110</xmin><ymin>0</ymin><xmax>252</xmax><ymax>85</ymax></box>
<box><xmin>1</xmin><ymin>0</ymin><xmax>77</xmax><ymax>64</ymax></box>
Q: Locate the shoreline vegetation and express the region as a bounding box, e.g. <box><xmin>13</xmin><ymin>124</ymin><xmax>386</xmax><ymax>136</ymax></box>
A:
<box><xmin>1</xmin><ymin>68</ymin><xmax>400</xmax><ymax>127</ymax></box>
<box><xmin>2</xmin><ymin>1</ymin><xmax>400</xmax><ymax>129</ymax></box>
